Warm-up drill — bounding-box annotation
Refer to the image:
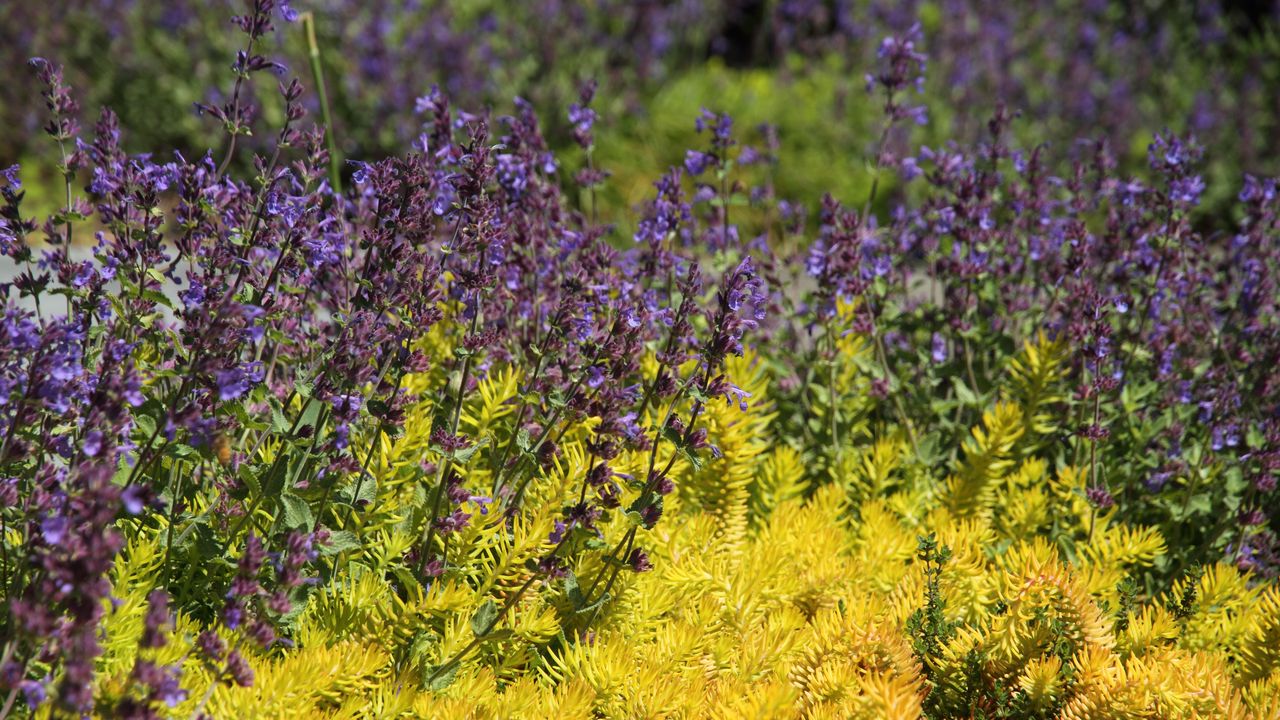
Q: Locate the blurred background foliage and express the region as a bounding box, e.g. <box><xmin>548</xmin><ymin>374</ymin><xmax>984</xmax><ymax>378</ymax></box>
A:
<box><xmin>3</xmin><ymin>0</ymin><xmax>1279</xmax><ymax>224</ymax></box>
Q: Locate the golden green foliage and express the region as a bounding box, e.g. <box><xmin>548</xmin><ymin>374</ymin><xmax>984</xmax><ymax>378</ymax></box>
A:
<box><xmin>86</xmin><ymin>338</ymin><xmax>1279</xmax><ymax>719</ymax></box>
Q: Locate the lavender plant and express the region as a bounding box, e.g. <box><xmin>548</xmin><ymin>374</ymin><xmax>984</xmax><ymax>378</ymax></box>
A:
<box><xmin>0</xmin><ymin>2</ymin><xmax>768</xmax><ymax>712</ymax></box>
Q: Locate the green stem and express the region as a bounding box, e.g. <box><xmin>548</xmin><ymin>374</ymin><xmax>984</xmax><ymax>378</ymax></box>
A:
<box><xmin>162</xmin><ymin>460</ymin><xmax>187</xmax><ymax>586</ymax></box>
<box><xmin>422</xmin><ymin>255</ymin><xmax>487</xmax><ymax>571</ymax></box>
<box><xmin>825</xmin><ymin>324</ymin><xmax>844</xmax><ymax>479</ymax></box>
<box><xmin>301</xmin><ymin>13</ymin><xmax>342</xmax><ymax>194</ymax></box>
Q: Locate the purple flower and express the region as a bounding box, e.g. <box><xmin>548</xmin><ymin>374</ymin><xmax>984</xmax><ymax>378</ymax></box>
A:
<box><xmin>82</xmin><ymin>430</ymin><xmax>103</xmax><ymax>458</ymax></box>
<box><xmin>930</xmin><ymin>333</ymin><xmax>948</xmax><ymax>363</ymax></box>
<box><xmin>548</xmin><ymin>520</ymin><xmax>567</xmax><ymax>544</ymax></box>
<box><xmin>495</xmin><ymin>154</ymin><xmax>530</xmax><ymax>199</ymax></box>
<box><xmin>684</xmin><ymin>150</ymin><xmax>712</xmax><ymax>177</ymax></box>
<box><xmin>1</xmin><ymin>164</ymin><xmax>20</xmax><ymax>189</ymax></box>
<box><xmin>19</xmin><ymin>679</ymin><xmax>47</xmax><ymax>708</ymax></box>
<box><xmin>214</xmin><ymin>363</ymin><xmax>264</xmax><ymax>402</ymax></box>
<box><xmin>469</xmin><ymin>494</ymin><xmax>493</xmax><ymax>515</ymax></box>
<box><xmin>122</xmin><ymin>485</ymin><xmax>147</xmax><ymax>515</ymax></box>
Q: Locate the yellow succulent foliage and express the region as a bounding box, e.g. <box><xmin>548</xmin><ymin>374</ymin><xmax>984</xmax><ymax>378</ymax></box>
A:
<box><xmin>86</xmin><ymin>334</ymin><xmax>1279</xmax><ymax>720</ymax></box>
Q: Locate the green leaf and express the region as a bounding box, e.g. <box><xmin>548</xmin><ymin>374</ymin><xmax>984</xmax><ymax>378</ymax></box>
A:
<box><xmin>563</xmin><ymin>570</ymin><xmax>585</xmax><ymax>608</ymax></box>
<box><xmin>194</xmin><ymin>524</ymin><xmax>224</xmax><ymax>561</ymax></box>
<box><xmin>686</xmin><ymin>385</ymin><xmax>712</xmax><ymax>405</ymax></box>
<box><xmin>280</xmin><ymin>492</ymin><xmax>314</xmax><ymax>530</ymax></box>
<box><xmin>271</xmin><ymin>408</ymin><xmax>293</xmax><ymax>434</ymax></box>
<box><xmin>165</xmin><ymin>443</ymin><xmax>198</xmax><ymax>459</ymax></box>
<box><xmin>426</xmin><ymin>663</ymin><xmax>459</xmax><ymax>691</ymax></box>
<box><xmin>952</xmin><ymin>376</ymin><xmax>978</xmax><ymax>407</ymax></box>
<box><xmin>240</xmin><ymin>466</ymin><xmax>263</xmax><ymax>497</ymax></box>
<box><xmin>680</xmin><ymin>445</ymin><xmax>705</xmax><ymax>470</ymax></box>
<box><xmin>452</xmin><ymin>442</ymin><xmax>482</xmax><ymax>464</ymax></box>
<box><xmin>349</xmin><ymin>473</ymin><xmax>377</xmax><ymax>507</ymax></box>
<box><xmin>470</xmin><ymin>599</ymin><xmax>499</xmax><ymax>637</ymax></box>
<box><xmin>392</xmin><ymin>567</ymin><xmax>419</xmax><ymax>593</ymax></box>
<box><xmin>319</xmin><ymin>529</ymin><xmax>361</xmax><ymax>556</ymax></box>
<box><xmin>134</xmin><ymin>413</ymin><xmax>158</xmax><ymax>442</ymax></box>
<box><xmin>297</xmin><ymin>400</ymin><xmax>323</xmax><ymax>431</ymax></box>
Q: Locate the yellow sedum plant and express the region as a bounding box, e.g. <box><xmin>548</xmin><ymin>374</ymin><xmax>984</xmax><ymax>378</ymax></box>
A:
<box><xmin>78</xmin><ymin>340</ymin><xmax>1280</xmax><ymax>719</ymax></box>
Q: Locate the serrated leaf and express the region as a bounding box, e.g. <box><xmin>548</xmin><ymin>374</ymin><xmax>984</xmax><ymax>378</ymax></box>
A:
<box><xmin>563</xmin><ymin>570</ymin><xmax>585</xmax><ymax>608</ymax></box>
<box><xmin>426</xmin><ymin>663</ymin><xmax>458</xmax><ymax>691</ymax></box>
<box><xmin>271</xmin><ymin>407</ymin><xmax>292</xmax><ymax>434</ymax></box>
<box><xmin>681</xmin><ymin>446</ymin><xmax>704</xmax><ymax>470</ymax></box>
<box><xmin>241</xmin><ymin>466</ymin><xmax>263</xmax><ymax>497</ymax></box>
<box><xmin>452</xmin><ymin>442</ymin><xmax>482</xmax><ymax>464</ymax></box>
<box><xmin>169</xmin><ymin>443</ymin><xmax>199</xmax><ymax>459</ymax></box>
<box><xmin>687</xmin><ymin>385</ymin><xmax>711</xmax><ymax>405</ymax></box>
<box><xmin>347</xmin><ymin>473</ymin><xmax>377</xmax><ymax>507</ymax></box>
<box><xmin>470</xmin><ymin>599</ymin><xmax>499</xmax><ymax>637</ymax></box>
<box><xmin>134</xmin><ymin>414</ymin><xmax>158</xmax><ymax>441</ymax></box>
<box><xmin>280</xmin><ymin>492</ymin><xmax>313</xmax><ymax>530</ymax></box>
<box><xmin>319</xmin><ymin>529</ymin><xmax>361</xmax><ymax>555</ymax></box>
<box><xmin>952</xmin><ymin>377</ymin><xmax>978</xmax><ymax>406</ymax></box>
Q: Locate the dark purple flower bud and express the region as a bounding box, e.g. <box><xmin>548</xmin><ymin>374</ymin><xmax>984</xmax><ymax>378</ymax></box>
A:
<box><xmin>568</xmin><ymin>104</ymin><xmax>597</xmax><ymax>149</ymax></box>
<box><xmin>628</xmin><ymin>548</ymin><xmax>653</xmax><ymax>573</ymax></box>
<box><xmin>655</xmin><ymin>475</ymin><xmax>676</xmax><ymax>495</ymax></box>
<box><xmin>81</xmin><ymin>431</ymin><xmax>103</xmax><ymax>458</ymax></box>
<box><xmin>1086</xmin><ymin>485</ymin><xmax>1114</xmax><ymax>510</ymax></box>
<box><xmin>1080</xmin><ymin>424</ymin><xmax>1110</xmax><ymax>441</ymax></box>
<box><xmin>196</xmin><ymin>632</ymin><xmax>225</xmax><ymax>662</ymax></box>
<box><xmin>140</xmin><ymin>590</ymin><xmax>171</xmax><ymax>649</ymax></box>
<box><xmin>225</xmin><ymin>651</ymin><xmax>254</xmax><ymax>688</ymax></box>
<box><xmin>247</xmin><ymin>618</ymin><xmax>277</xmax><ymax>647</ymax></box>
<box><xmin>639</xmin><ymin>502</ymin><xmax>662</xmax><ymax>527</ymax></box>
<box><xmin>222</xmin><ymin>603</ymin><xmax>243</xmax><ymax>630</ymax></box>
<box><xmin>537</xmin><ymin>555</ymin><xmax>566</xmax><ymax>578</ymax></box>
<box><xmin>1239</xmin><ymin>509</ymin><xmax>1266</xmax><ymax>526</ymax></box>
